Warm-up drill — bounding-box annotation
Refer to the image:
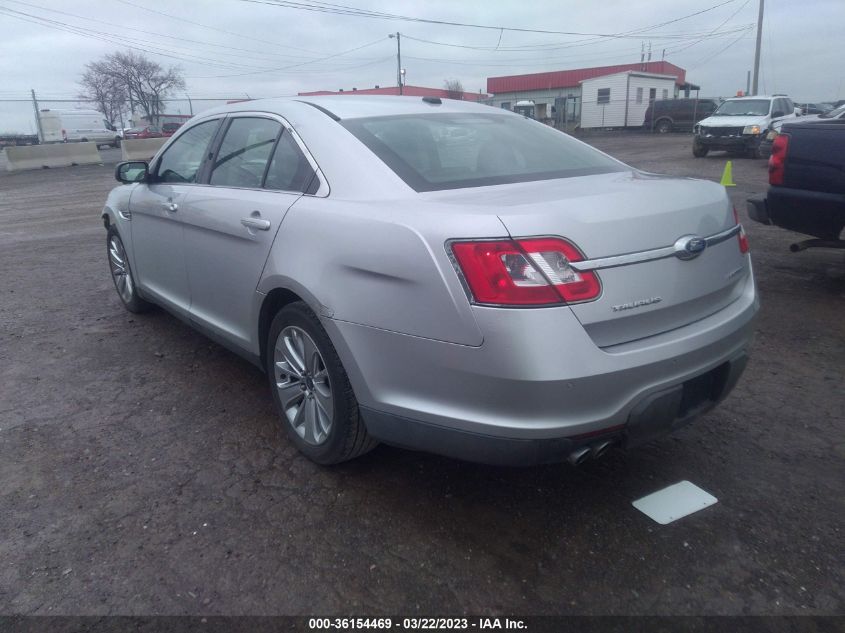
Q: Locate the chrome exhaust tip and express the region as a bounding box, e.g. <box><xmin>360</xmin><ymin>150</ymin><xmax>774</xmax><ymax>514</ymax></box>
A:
<box><xmin>591</xmin><ymin>440</ymin><xmax>616</xmax><ymax>460</ymax></box>
<box><xmin>567</xmin><ymin>446</ymin><xmax>592</xmax><ymax>466</ymax></box>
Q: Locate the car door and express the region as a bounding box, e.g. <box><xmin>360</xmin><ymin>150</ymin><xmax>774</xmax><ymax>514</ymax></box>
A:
<box><xmin>180</xmin><ymin>114</ymin><xmax>320</xmax><ymax>353</ymax></box>
<box><xmin>129</xmin><ymin>118</ymin><xmax>221</xmax><ymax>317</ymax></box>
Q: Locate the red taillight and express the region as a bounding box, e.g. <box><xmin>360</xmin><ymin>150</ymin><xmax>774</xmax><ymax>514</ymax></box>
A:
<box><xmin>733</xmin><ymin>206</ymin><xmax>750</xmax><ymax>254</ymax></box>
<box><xmin>768</xmin><ymin>133</ymin><xmax>789</xmax><ymax>186</ymax></box>
<box><xmin>450</xmin><ymin>238</ymin><xmax>601</xmax><ymax>306</ymax></box>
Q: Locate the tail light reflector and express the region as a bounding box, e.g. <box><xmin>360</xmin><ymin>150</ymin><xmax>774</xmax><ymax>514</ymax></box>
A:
<box><xmin>450</xmin><ymin>238</ymin><xmax>601</xmax><ymax>306</ymax></box>
<box><xmin>733</xmin><ymin>206</ymin><xmax>750</xmax><ymax>254</ymax></box>
<box><xmin>768</xmin><ymin>133</ymin><xmax>789</xmax><ymax>185</ymax></box>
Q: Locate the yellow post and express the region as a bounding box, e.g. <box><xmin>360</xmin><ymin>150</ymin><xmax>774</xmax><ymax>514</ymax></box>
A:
<box><xmin>720</xmin><ymin>161</ymin><xmax>736</xmax><ymax>187</ymax></box>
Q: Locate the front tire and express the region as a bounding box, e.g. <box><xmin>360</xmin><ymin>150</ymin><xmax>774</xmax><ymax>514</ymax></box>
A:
<box><xmin>693</xmin><ymin>141</ymin><xmax>709</xmax><ymax>157</ymax></box>
<box><xmin>267</xmin><ymin>301</ymin><xmax>377</xmax><ymax>464</ymax></box>
<box><xmin>107</xmin><ymin>226</ymin><xmax>151</xmax><ymax>313</ymax></box>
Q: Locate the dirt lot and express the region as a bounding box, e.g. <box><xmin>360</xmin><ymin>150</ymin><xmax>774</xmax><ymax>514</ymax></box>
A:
<box><xmin>0</xmin><ymin>133</ymin><xmax>842</xmax><ymax>616</ymax></box>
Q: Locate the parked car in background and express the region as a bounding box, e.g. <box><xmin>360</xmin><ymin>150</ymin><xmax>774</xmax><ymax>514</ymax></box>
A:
<box><xmin>123</xmin><ymin>126</ymin><xmax>163</xmax><ymax>140</ymax></box>
<box><xmin>103</xmin><ymin>96</ymin><xmax>757</xmax><ymax>466</ymax></box>
<box><xmin>161</xmin><ymin>122</ymin><xmax>184</xmax><ymax>137</ymax></box>
<box><xmin>644</xmin><ymin>98</ymin><xmax>719</xmax><ymax>133</ymax></box>
<box><xmin>798</xmin><ymin>103</ymin><xmax>832</xmax><ymax>116</ymax></box>
<box><xmin>747</xmin><ymin>121</ymin><xmax>845</xmax><ymax>251</ymax></box>
<box><xmin>693</xmin><ymin>95</ymin><xmax>798</xmax><ymax>158</ymax></box>
<box><xmin>38</xmin><ymin>109</ymin><xmax>121</xmax><ymax>147</ymax></box>
<box><xmin>759</xmin><ymin>102</ymin><xmax>845</xmax><ymax>157</ymax></box>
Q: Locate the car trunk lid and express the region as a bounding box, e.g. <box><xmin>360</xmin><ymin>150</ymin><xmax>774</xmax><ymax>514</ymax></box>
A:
<box><xmin>431</xmin><ymin>171</ymin><xmax>750</xmax><ymax>347</ymax></box>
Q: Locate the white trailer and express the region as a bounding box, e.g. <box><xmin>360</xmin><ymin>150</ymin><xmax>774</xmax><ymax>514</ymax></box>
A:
<box><xmin>38</xmin><ymin>109</ymin><xmax>120</xmax><ymax>147</ymax></box>
<box><xmin>580</xmin><ymin>71</ymin><xmax>678</xmax><ymax>129</ymax></box>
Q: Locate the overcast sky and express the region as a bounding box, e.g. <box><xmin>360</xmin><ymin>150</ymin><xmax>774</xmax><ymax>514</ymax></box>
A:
<box><xmin>0</xmin><ymin>0</ymin><xmax>842</xmax><ymax>132</ymax></box>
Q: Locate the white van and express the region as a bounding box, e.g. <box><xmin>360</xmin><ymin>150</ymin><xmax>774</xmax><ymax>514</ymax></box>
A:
<box><xmin>38</xmin><ymin>109</ymin><xmax>121</xmax><ymax>147</ymax></box>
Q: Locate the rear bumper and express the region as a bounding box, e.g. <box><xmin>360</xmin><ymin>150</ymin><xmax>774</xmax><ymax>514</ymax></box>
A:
<box><xmin>747</xmin><ymin>189</ymin><xmax>845</xmax><ymax>240</ymax></box>
<box><xmin>361</xmin><ymin>352</ymin><xmax>748</xmax><ymax>466</ymax></box>
<box><xmin>323</xmin><ymin>270</ymin><xmax>758</xmax><ymax>465</ymax></box>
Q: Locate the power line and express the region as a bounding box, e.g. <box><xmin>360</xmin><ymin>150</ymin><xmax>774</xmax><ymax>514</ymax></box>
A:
<box><xmin>0</xmin><ymin>4</ymin><xmax>388</xmax><ymax>77</ymax></box>
<box><xmin>185</xmin><ymin>38</ymin><xmax>389</xmax><ymax>79</ymax></box>
<box><xmin>113</xmin><ymin>0</ymin><xmax>325</xmax><ymax>56</ymax></box>
<box><xmin>240</xmin><ymin>0</ymin><xmax>739</xmax><ymax>37</ymax></box>
<box><xmin>1</xmin><ymin>0</ymin><xmax>328</xmax><ymax>63</ymax></box>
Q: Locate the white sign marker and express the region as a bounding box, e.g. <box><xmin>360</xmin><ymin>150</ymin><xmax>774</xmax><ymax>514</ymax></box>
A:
<box><xmin>632</xmin><ymin>480</ymin><xmax>718</xmax><ymax>525</ymax></box>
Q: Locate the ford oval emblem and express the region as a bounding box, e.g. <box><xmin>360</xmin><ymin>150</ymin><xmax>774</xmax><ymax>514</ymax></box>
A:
<box><xmin>674</xmin><ymin>235</ymin><xmax>707</xmax><ymax>260</ymax></box>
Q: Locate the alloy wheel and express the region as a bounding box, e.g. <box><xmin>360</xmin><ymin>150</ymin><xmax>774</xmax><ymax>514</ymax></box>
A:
<box><xmin>273</xmin><ymin>325</ymin><xmax>333</xmax><ymax>446</ymax></box>
<box><xmin>108</xmin><ymin>235</ymin><xmax>134</xmax><ymax>304</ymax></box>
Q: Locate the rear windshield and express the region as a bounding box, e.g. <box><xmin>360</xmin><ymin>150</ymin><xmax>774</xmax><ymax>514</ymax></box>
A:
<box><xmin>341</xmin><ymin>113</ymin><xmax>625</xmax><ymax>192</ymax></box>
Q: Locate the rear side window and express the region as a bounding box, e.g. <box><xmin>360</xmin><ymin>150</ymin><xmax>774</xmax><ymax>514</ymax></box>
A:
<box><xmin>264</xmin><ymin>132</ymin><xmax>317</xmax><ymax>193</ymax></box>
<box><xmin>210</xmin><ymin>117</ymin><xmax>281</xmax><ymax>189</ymax></box>
<box><xmin>342</xmin><ymin>113</ymin><xmax>625</xmax><ymax>192</ymax></box>
<box><xmin>156</xmin><ymin>119</ymin><xmax>219</xmax><ymax>184</ymax></box>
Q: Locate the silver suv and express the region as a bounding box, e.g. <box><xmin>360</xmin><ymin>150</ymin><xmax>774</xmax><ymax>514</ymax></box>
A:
<box><xmin>103</xmin><ymin>96</ymin><xmax>758</xmax><ymax>466</ymax></box>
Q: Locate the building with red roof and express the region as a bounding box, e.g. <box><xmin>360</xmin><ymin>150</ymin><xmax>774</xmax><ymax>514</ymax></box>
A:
<box><xmin>485</xmin><ymin>61</ymin><xmax>699</xmax><ymax>126</ymax></box>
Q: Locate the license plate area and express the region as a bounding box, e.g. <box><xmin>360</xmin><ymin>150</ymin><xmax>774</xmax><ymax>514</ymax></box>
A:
<box><xmin>625</xmin><ymin>358</ymin><xmax>743</xmax><ymax>448</ymax></box>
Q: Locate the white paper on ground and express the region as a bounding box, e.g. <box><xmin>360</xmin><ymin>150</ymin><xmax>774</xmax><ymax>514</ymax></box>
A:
<box><xmin>632</xmin><ymin>480</ymin><xmax>718</xmax><ymax>525</ymax></box>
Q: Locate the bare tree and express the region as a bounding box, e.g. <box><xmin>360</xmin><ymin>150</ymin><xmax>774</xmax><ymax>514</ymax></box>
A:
<box><xmin>78</xmin><ymin>66</ymin><xmax>126</xmax><ymax>126</ymax></box>
<box><xmin>85</xmin><ymin>51</ymin><xmax>185</xmax><ymax>125</ymax></box>
<box><xmin>443</xmin><ymin>79</ymin><xmax>464</xmax><ymax>100</ymax></box>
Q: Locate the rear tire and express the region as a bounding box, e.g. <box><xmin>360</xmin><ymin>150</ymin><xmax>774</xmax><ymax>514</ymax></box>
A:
<box><xmin>693</xmin><ymin>141</ymin><xmax>709</xmax><ymax>158</ymax></box>
<box><xmin>267</xmin><ymin>301</ymin><xmax>377</xmax><ymax>465</ymax></box>
<box><xmin>655</xmin><ymin>118</ymin><xmax>672</xmax><ymax>134</ymax></box>
<box><xmin>106</xmin><ymin>226</ymin><xmax>152</xmax><ymax>314</ymax></box>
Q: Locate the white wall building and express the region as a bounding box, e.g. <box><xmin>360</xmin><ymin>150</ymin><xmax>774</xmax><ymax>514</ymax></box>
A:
<box><xmin>484</xmin><ymin>61</ymin><xmax>698</xmax><ymax>128</ymax></box>
<box><xmin>580</xmin><ymin>71</ymin><xmax>678</xmax><ymax>129</ymax></box>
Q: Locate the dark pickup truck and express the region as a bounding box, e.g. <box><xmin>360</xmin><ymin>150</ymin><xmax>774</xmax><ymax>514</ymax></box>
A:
<box><xmin>747</xmin><ymin>121</ymin><xmax>845</xmax><ymax>251</ymax></box>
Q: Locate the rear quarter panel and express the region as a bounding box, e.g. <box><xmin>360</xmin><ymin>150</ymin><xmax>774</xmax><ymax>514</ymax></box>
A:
<box><xmin>258</xmin><ymin>196</ymin><xmax>511</xmax><ymax>347</ymax></box>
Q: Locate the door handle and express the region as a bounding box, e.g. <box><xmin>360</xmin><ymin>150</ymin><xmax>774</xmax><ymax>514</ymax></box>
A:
<box><xmin>161</xmin><ymin>201</ymin><xmax>178</xmax><ymax>212</ymax></box>
<box><xmin>241</xmin><ymin>217</ymin><xmax>271</xmax><ymax>231</ymax></box>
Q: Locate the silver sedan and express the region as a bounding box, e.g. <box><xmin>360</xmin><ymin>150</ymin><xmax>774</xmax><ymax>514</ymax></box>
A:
<box><xmin>103</xmin><ymin>96</ymin><xmax>757</xmax><ymax>465</ymax></box>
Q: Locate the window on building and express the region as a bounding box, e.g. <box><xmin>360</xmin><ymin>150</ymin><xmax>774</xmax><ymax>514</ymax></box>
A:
<box><xmin>636</xmin><ymin>87</ymin><xmax>643</xmax><ymax>104</ymax></box>
<box><xmin>662</xmin><ymin>89</ymin><xmax>669</xmax><ymax>100</ymax></box>
<box><xmin>597</xmin><ymin>88</ymin><xmax>610</xmax><ymax>104</ymax></box>
<box><xmin>649</xmin><ymin>88</ymin><xmax>657</xmax><ymax>102</ymax></box>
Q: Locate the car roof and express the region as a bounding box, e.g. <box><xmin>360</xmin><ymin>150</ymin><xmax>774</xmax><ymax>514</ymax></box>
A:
<box><xmin>724</xmin><ymin>95</ymin><xmax>779</xmax><ymax>101</ymax></box>
<box><xmin>197</xmin><ymin>95</ymin><xmax>505</xmax><ymax>121</ymax></box>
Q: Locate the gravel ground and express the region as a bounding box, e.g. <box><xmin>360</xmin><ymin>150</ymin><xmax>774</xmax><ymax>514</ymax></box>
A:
<box><xmin>0</xmin><ymin>133</ymin><xmax>842</xmax><ymax>616</ymax></box>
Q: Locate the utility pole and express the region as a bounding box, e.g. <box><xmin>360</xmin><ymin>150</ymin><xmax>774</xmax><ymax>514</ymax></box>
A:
<box><xmin>752</xmin><ymin>0</ymin><xmax>764</xmax><ymax>95</ymax></box>
<box><xmin>31</xmin><ymin>89</ymin><xmax>44</xmax><ymax>143</ymax></box>
<box><xmin>389</xmin><ymin>32</ymin><xmax>402</xmax><ymax>95</ymax></box>
<box><xmin>746</xmin><ymin>70</ymin><xmax>751</xmax><ymax>96</ymax></box>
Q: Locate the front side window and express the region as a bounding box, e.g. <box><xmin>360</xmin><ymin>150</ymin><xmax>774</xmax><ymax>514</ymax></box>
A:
<box><xmin>156</xmin><ymin>119</ymin><xmax>219</xmax><ymax>184</ymax></box>
<box><xmin>342</xmin><ymin>113</ymin><xmax>625</xmax><ymax>192</ymax></box>
<box><xmin>597</xmin><ymin>88</ymin><xmax>610</xmax><ymax>104</ymax></box>
<box><xmin>210</xmin><ymin>117</ymin><xmax>281</xmax><ymax>188</ymax></box>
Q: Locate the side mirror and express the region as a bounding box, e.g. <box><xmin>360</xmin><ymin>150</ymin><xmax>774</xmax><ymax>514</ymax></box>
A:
<box><xmin>115</xmin><ymin>161</ymin><xmax>149</xmax><ymax>184</ymax></box>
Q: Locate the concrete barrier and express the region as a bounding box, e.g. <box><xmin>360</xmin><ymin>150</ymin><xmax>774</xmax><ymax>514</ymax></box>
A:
<box><xmin>121</xmin><ymin>138</ymin><xmax>168</xmax><ymax>161</ymax></box>
<box><xmin>5</xmin><ymin>142</ymin><xmax>103</xmax><ymax>172</ymax></box>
